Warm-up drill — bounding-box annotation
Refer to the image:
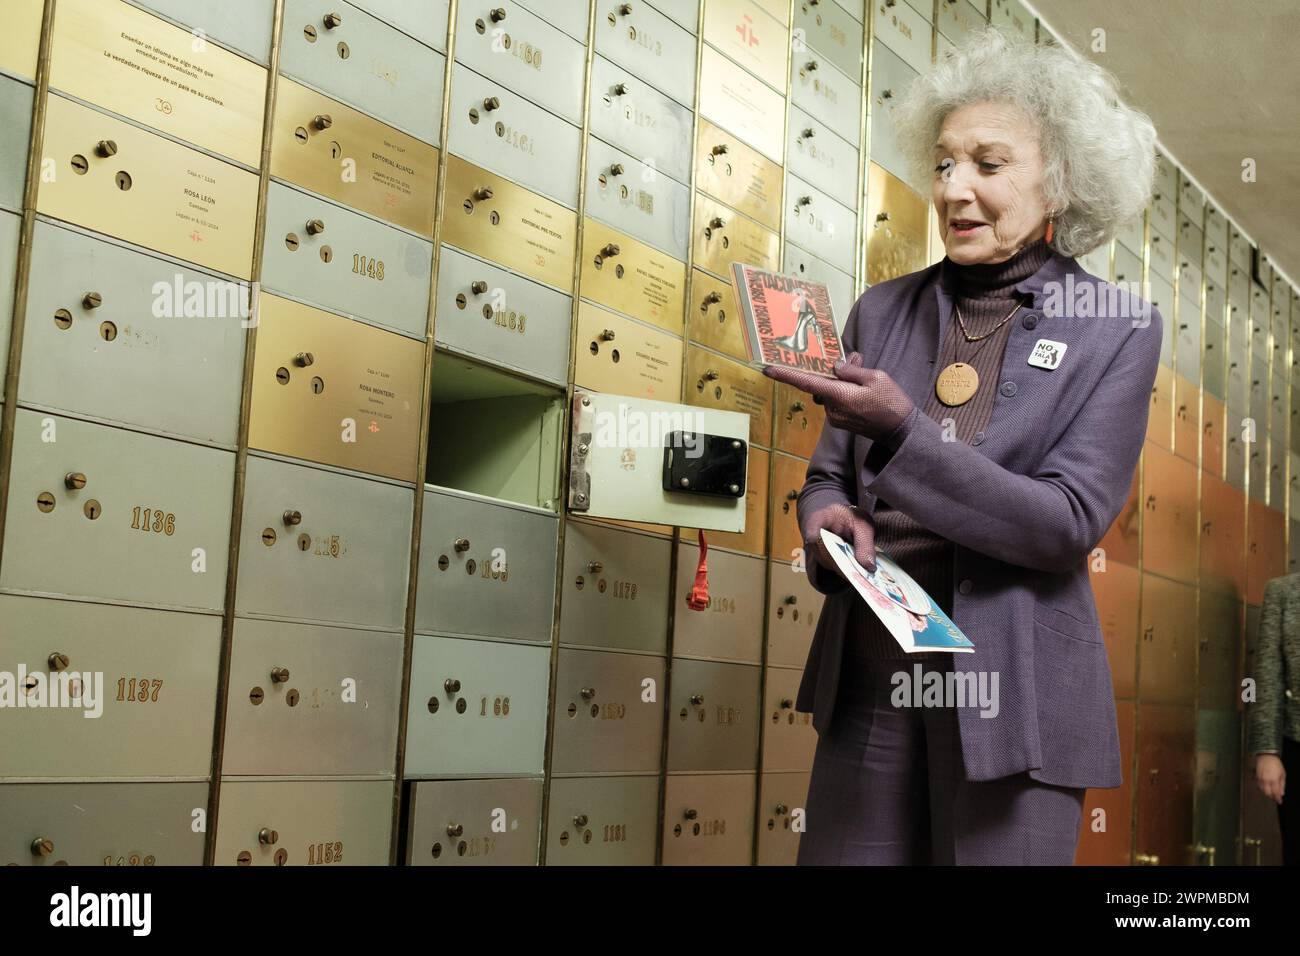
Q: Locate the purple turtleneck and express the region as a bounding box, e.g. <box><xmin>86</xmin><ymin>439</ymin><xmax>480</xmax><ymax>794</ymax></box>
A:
<box><xmin>844</xmin><ymin>238</ymin><xmax>1054</xmax><ymax>662</ymax></box>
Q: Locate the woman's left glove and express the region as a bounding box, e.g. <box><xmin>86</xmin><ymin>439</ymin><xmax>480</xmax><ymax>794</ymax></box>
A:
<box><xmin>764</xmin><ymin>352</ymin><xmax>915</xmax><ymax>443</ymax></box>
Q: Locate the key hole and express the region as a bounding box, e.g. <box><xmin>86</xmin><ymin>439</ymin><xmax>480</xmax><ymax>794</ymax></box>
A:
<box><xmin>294</xmin><ymin>127</ymin><xmax>309</xmax><ymax>143</ymax></box>
<box><xmin>336</xmin><ymin>41</ymin><xmax>349</xmax><ymax>58</ymax></box>
<box><xmin>285</xmin><ymin>233</ymin><xmax>300</xmax><ymax>251</ymax></box>
<box><xmin>310</xmin><ymin>376</ymin><xmax>324</xmax><ymax>394</ymax></box>
<box><xmin>275</xmin><ymin>367</ymin><xmax>291</xmax><ymax>385</ymax></box>
<box><xmin>54</xmin><ymin>309</ymin><xmax>73</xmax><ymax>330</ymax></box>
<box><xmin>249</xmin><ymin>686</ymin><xmax>265</xmax><ymax>705</ymax></box>
<box><xmin>329</xmin><ymin>141</ymin><xmax>342</xmax><ymax>159</ymax></box>
<box><xmin>84</xmin><ymin>499</ymin><xmax>102</xmax><ymax>520</ymax></box>
<box><xmin>319</xmin><ymin>245</ymin><xmax>333</xmax><ymax>263</ymax></box>
<box><xmin>115</xmin><ymin>171</ymin><xmax>133</xmax><ymax>191</ymax></box>
<box><xmin>70</xmin><ymin>155</ymin><xmax>88</xmax><ymax>174</ymax></box>
<box><xmin>297</xmin><ymin>533</ymin><xmax>312</xmax><ymax>551</ymax></box>
<box><xmin>286</xmin><ymin>689</ymin><xmax>300</xmax><ymax>707</ymax></box>
<box><xmin>99</xmin><ymin>321</ymin><xmax>117</xmax><ymax>342</ymax></box>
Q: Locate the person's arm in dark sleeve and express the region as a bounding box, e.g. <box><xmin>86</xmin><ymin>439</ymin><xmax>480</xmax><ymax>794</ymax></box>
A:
<box><xmin>1248</xmin><ymin>576</ymin><xmax>1286</xmax><ymax>756</ymax></box>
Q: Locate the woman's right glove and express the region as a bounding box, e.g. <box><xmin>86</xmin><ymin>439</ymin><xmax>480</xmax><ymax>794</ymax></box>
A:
<box><xmin>803</xmin><ymin>501</ymin><xmax>878</xmax><ymax>589</ymax></box>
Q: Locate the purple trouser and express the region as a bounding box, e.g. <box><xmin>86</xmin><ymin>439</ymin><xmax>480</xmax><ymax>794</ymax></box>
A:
<box><xmin>797</xmin><ymin>646</ymin><xmax>1086</xmax><ymax>865</ymax></box>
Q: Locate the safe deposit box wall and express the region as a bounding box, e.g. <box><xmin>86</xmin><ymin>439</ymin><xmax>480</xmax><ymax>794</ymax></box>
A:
<box><xmin>0</xmin><ymin>0</ymin><xmax>1294</xmax><ymax>867</ymax></box>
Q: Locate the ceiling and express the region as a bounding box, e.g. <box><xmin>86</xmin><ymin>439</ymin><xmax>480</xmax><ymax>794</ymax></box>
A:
<box><xmin>1028</xmin><ymin>0</ymin><xmax>1300</xmax><ymax>289</ymax></box>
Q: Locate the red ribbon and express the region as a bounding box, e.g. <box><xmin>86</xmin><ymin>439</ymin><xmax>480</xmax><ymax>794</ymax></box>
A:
<box><xmin>685</xmin><ymin>529</ymin><xmax>710</xmax><ymax>611</ymax></box>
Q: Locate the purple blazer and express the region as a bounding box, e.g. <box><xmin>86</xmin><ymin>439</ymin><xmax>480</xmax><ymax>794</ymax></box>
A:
<box><xmin>796</xmin><ymin>251</ymin><xmax>1161</xmax><ymax>789</ymax></box>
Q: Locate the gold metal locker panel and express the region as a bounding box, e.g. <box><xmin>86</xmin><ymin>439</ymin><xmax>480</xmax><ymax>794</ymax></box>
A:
<box><xmin>0</xmin><ymin>0</ymin><xmax>42</xmax><ymax>81</ymax></box>
<box><xmin>768</xmin><ymin>451</ymin><xmax>809</xmax><ymax>563</ymax></box>
<box><xmin>247</xmin><ymin>294</ymin><xmax>424</xmax><ymax>482</ymax></box>
<box><xmin>1199</xmin><ymin>469</ymin><xmax>1246</xmax><ymax>598</ymax></box>
<box><xmin>666</xmin><ymin>658</ymin><xmax>762</xmax><ymax>772</ymax></box>
<box><xmin>441</xmin><ymin>154</ymin><xmax>577</xmax><ymax>289</ymax></box>
<box><xmin>0</xmin><ymin>782</ymin><xmax>209</xmax><ymax>866</ymax></box>
<box><xmin>1138</xmin><ymin>573</ymin><xmax>1197</xmax><ymax>707</ymax></box>
<box><xmin>661</xmin><ymin>772</ymin><xmax>757</xmax><ymax>865</ymax></box>
<box><xmin>1246</xmin><ymin>497</ymin><xmax>1286</xmax><ymax>606</ymax></box>
<box><xmin>697</xmin><ymin>44</ymin><xmax>786</xmax><ymax>164</ymax></box>
<box><xmin>1202</xmin><ymin>391</ymin><xmax>1225</xmax><ymax>479</ymax></box>
<box><xmin>213</xmin><ymin>780</ymin><xmax>394</xmax><ymax>866</ymax></box>
<box><xmin>1197</xmin><ymin>585</ymin><xmax>1242</xmax><ymax>712</ymax></box>
<box><xmin>579</xmin><ymin>219</ymin><xmax>687</xmax><ymax>335</ymax></box>
<box><xmin>692</xmin><ymin>191</ymin><xmax>781</xmax><ymax>279</ymax></box>
<box><xmin>38</xmin><ymin>94</ymin><xmax>260</xmax><ymax>280</ymax></box>
<box><xmin>766</xmin><ymin>559</ymin><xmax>822</xmax><ymax>669</ymax></box>
<box><xmin>1135</xmin><ymin>702</ymin><xmax>1195</xmax><ymax>867</ymax></box>
<box><xmin>544</xmin><ymin>775</ymin><xmax>660</xmax><ymax>865</ymax></box>
<box><xmin>405</xmin><ymin>777</ymin><xmax>543</xmax><ymax>866</ymax></box>
<box><xmin>756</xmin><ymin>770</ymin><xmax>811</xmax><ymax>866</ymax></box>
<box><xmin>687</xmin><ymin>268</ymin><xmax>750</xmax><ymax>362</ymax></box>
<box><xmin>865</xmin><ymin>162</ymin><xmax>928</xmax><ymax>286</ymax></box>
<box><xmin>1173</xmin><ymin>372</ymin><xmax>1200</xmax><ymax>463</ymax></box>
<box><xmin>550</xmin><ymin>647</ymin><xmax>668</xmax><ymax>775</ymax></box>
<box><xmin>693</xmin><ymin>117</ymin><xmax>783</xmax><ymax>234</ymax></box>
<box><xmin>49</xmin><ymin>0</ymin><xmax>267</xmax><ymax>167</ymax></box>
<box><xmin>702</xmin><ymin>0</ymin><xmax>789</xmax><ymax>93</ymax></box>
<box><xmin>772</xmin><ymin>378</ymin><xmax>827</xmax><ymax>459</ymax></box>
<box><xmin>1140</xmin><ymin>442</ymin><xmax>1198</xmax><ymax>585</ymax></box>
<box><xmin>573</xmin><ymin>299</ymin><xmax>684</xmax><ymax>402</ymax></box>
<box><xmin>761</xmin><ymin>665</ymin><xmax>816</xmax><ymax>772</ymax></box>
<box><xmin>671</xmin><ymin>543</ymin><xmax>766</xmax><ymax>664</ymax></box>
<box><xmin>270</xmin><ymin>77</ymin><xmax>438</xmax><ymax>238</ymax></box>
<box><xmin>1146</xmin><ymin>363</ymin><xmax>1175</xmax><ymax>450</ymax></box>
<box><xmin>1089</xmin><ymin>559</ymin><xmax>1138</xmax><ymax>700</ymax></box>
<box><xmin>684</xmin><ymin>343</ymin><xmax>773</xmax><ymax>448</ymax></box>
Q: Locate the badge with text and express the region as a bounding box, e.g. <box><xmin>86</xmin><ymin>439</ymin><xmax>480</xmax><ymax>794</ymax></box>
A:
<box><xmin>1028</xmin><ymin>338</ymin><xmax>1067</xmax><ymax>369</ymax></box>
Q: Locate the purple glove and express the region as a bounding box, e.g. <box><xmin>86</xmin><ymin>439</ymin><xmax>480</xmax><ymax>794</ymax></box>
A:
<box><xmin>804</xmin><ymin>501</ymin><xmax>878</xmax><ymax>579</ymax></box>
<box><xmin>764</xmin><ymin>352</ymin><xmax>915</xmax><ymax>443</ymax></box>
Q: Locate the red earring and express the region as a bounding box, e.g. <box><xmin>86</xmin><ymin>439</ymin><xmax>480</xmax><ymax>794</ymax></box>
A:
<box><xmin>1045</xmin><ymin>217</ymin><xmax>1055</xmax><ymax>245</ymax></box>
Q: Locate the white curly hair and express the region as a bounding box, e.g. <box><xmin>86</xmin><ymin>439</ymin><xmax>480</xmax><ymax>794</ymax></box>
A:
<box><xmin>893</xmin><ymin>26</ymin><xmax>1157</xmax><ymax>257</ymax></box>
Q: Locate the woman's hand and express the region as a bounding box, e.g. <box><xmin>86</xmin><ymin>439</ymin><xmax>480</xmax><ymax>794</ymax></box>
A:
<box><xmin>764</xmin><ymin>352</ymin><xmax>916</xmax><ymax>442</ymax></box>
<box><xmin>804</xmin><ymin>501</ymin><xmax>877</xmax><ymax>579</ymax></box>
<box><xmin>1255</xmin><ymin>754</ymin><xmax>1286</xmax><ymax>804</ymax></box>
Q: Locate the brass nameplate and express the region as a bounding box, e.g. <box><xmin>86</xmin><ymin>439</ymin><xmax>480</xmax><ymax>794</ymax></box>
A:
<box><xmin>693</xmin><ymin>193</ymin><xmax>780</xmax><ymax>280</ymax></box>
<box><xmin>50</xmin><ymin>0</ymin><xmax>266</xmax><ymax>168</ymax></box>
<box><xmin>687</xmin><ymin>269</ymin><xmax>749</xmax><ymax>362</ymax></box>
<box><xmin>442</xmin><ymin>155</ymin><xmax>577</xmax><ymax>290</ymax></box>
<box><xmin>271</xmin><ymin>78</ymin><xmax>438</xmax><ymax>238</ymax></box>
<box><xmin>686</xmin><ymin>343</ymin><xmax>773</xmax><ymax>447</ymax></box>
<box><xmin>574</xmin><ymin>300</ymin><xmax>683</xmax><ymax>402</ymax></box>
<box><xmin>865</xmin><ymin>162</ymin><xmax>928</xmax><ymax>286</ymax></box>
<box><xmin>693</xmin><ymin>118</ymin><xmax>783</xmax><ymax>233</ymax></box>
<box><xmin>682</xmin><ymin>445</ymin><xmax>768</xmax><ymax>557</ymax></box>
<box><xmin>0</xmin><ymin>0</ymin><xmax>43</xmax><ymax>80</ymax></box>
<box><xmin>702</xmin><ymin>0</ymin><xmax>789</xmax><ymax>93</ymax></box>
<box><xmin>38</xmin><ymin>94</ymin><xmax>259</xmax><ymax>279</ymax></box>
<box><xmin>580</xmin><ymin>220</ymin><xmax>685</xmax><ymax>336</ymax></box>
<box><xmin>698</xmin><ymin>46</ymin><xmax>785</xmax><ymax>163</ymax></box>
<box><xmin>249</xmin><ymin>294</ymin><xmax>424</xmax><ymax>482</ymax></box>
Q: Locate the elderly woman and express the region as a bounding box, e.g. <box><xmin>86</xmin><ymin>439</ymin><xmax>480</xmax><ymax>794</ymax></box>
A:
<box><xmin>765</xmin><ymin>28</ymin><xmax>1160</xmax><ymax>865</ymax></box>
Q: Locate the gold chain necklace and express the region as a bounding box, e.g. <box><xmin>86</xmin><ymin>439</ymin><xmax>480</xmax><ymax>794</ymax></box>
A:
<box><xmin>935</xmin><ymin>301</ymin><xmax>1022</xmax><ymax>407</ymax></box>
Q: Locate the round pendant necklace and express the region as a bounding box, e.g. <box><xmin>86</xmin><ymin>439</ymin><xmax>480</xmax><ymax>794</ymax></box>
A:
<box><xmin>935</xmin><ymin>300</ymin><xmax>1021</xmax><ymax>406</ymax></box>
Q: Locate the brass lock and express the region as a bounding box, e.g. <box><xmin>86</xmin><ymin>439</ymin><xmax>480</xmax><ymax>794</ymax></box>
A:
<box><xmin>323</xmin><ymin>11</ymin><xmax>343</xmax><ymax>28</ymax></box>
<box><xmin>587</xmin><ymin>561</ymin><xmax>603</xmax><ymax>573</ymax></box>
<box><xmin>580</xmin><ymin>687</ymin><xmax>596</xmax><ymax>700</ymax></box>
<box><xmin>689</xmin><ymin>694</ymin><xmax>704</xmax><ymax>705</ymax></box>
<box><xmin>470</xmin><ymin>280</ymin><xmax>488</xmax><ymax>295</ymax></box>
<box><xmin>82</xmin><ymin>292</ymin><xmax>103</xmax><ymax>309</ymax></box>
<box><xmin>94</xmin><ymin>140</ymin><xmax>118</xmax><ymax>158</ymax></box>
<box><xmin>800</xmin><ymin>128</ymin><xmax>815</xmax><ymax>139</ymax></box>
<box><xmin>784</xmin><ymin>595</ymin><xmax>798</xmax><ymax>606</ymax></box>
<box><xmin>780</xmin><ymin>698</ymin><xmax>794</xmax><ymax>709</ymax></box>
<box><xmin>683</xmin><ymin>808</ymin><xmax>698</xmax><ymax>820</ymax></box>
<box><xmin>612</xmin><ymin>82</ymin><xmax>629</xmax><ymax>96</ymax></box>
<box><xmin>473</xmin><ymin>186</ymin><xmax>494</xmax><ymax>201</ymax></box>
<box><xmin>48</xmin><ymin>652</ymin><xmax>70</xmax><ymax>672</ymax></box>
<box><xmin>446</xmin><ymin>823</ymin><xmax>464</xmax><ymax>837</ymax></box>
<box><xmin>282</xmin><ymin>510</ymin><xmax>303</xmax><ymax>527</ymax></box>
<box><xmin>64</xmin><ymin>472</ymin><xmax>87</xmax><ymax>490</ymax></box>
<box><xmin>702</xmin><ymin>290</ymin><xmax>722</xmax><ymax>306</ymax></box>
<box><xmin>306</xmin><ymin>218</ymin><xmax>326</xmax><ymax>235</ymax></box>
<box><xmin>312</xmin><ymin>114</ymin><xmax>333</xmax><ymax>130</ymax></box>
<box><xmin>31</xmin><ymin>837</ymin><xmax>55</xmax><ymax>857</ymax></box>
<box><xmin>258</xmin><ymin>827</ymin><xmax>279</xmax><ymax>846</ymax></box>
<box><xmin>444</xmin><ymin>678</ymin><xmax>461</xmax><ymax>694</ymax></box>
<box><xmin>599</xmin><ymin>329</ymin><xmax>615</xmax><ymax>341</ymax></box>
<box><xmin>708</xmin><ymin>216</ymin><xmax>725</xmax><ymax>229</ymax></box>
<box><xmin>804</xmin><ymin>60</ymin><xmax>819</xmax><ymax>72</ymax></box>
<box><xmin>294</xmin><ymin>352</ymin><xmax>315</xmax><ymax>367</ymax></box>
<box><xmin>454</xmin><ymin>537</ymin><xmax>471</xmax><ymax>552</ymax></box>
<box><xmin>482</xmin><ymin>96</ymin><xmax>501</xmax><ymax>111</ymax></box>
<box><xmin>489</xmin><ymin>7</ymin><xmax>506</xmax><ymax>22</ymax></box>
<box><xmin>271</xmin><ymin>666</ymin><xmax>290</xmax><ymax>684</ymax></box>
<box><xmin>573</xmin><ymin>814</ymin><xmax>588</xmax><ymax>827</ymax></box>
<box><xmin>600</xmin><ymin>243</ymin><xmax>620</xmax><ymax>258</ymax></box>
<box><xmin>775</xmin><ymin>803</ymin><xmax>788</xmax><ymax>815</ymax></box>
<box><xmin>711</xmin><ymin>143</ymin><xmax>728</xmax><ymax>156</ymax></box>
